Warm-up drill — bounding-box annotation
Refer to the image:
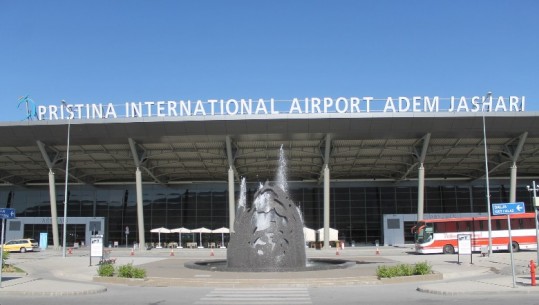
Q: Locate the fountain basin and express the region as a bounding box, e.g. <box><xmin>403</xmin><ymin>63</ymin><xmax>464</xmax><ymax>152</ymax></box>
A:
<box><xmin>185</xmin><ymin>258</ymin><xmax>357</xmax><ymax>272</ymax></box>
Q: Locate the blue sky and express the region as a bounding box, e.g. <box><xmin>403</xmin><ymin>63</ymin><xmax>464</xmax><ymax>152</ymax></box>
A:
<box><xmin>1</xmin><ymin>1</ymin><xmax>537</xmax><ymax>122</ymax></box>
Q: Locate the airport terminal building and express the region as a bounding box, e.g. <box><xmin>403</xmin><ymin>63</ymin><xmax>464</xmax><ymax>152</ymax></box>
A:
<box><xmin>1</xmin><ymin>95</ymin><xmax>537</xmax><ymax>249</ymax></box>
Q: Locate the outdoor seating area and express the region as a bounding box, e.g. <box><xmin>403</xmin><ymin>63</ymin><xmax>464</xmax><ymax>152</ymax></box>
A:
<box><xmin>145</xmin><ymin>226</ymin><xmax>340</xmax><ymax>249</ymax></box>
<box><xmin>150</xmin><ymin>226</ymin><xmax>230</xmax><ymax>249</ymax></box>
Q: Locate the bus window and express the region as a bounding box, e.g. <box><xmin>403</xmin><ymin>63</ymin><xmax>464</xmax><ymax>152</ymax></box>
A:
<box><xmin>495</xmin><ymin>219</ymin><xmax>508</xmax><ymax>230</ymax></box>
<box><xmin>434</xmin><ymin>222</ymin><xmax>445</xmax><ymax>233</ymax></box>
<box><xmin>457</xmin><ymin>221</ymin><xmax>471</xmax><ymax>232</ymax></box>
<box><xmin>445</xmin><ymin>221</ymin><xmax>457</xmax><ymax>232</ymax></box>
<box><xmin>510</xmin><ymin>218</ymin><xmax>521</xmax><ymax>230</ymax></box>
<box><xmin>415</xmin><ymin>225</ymin><xmax>432</xmax><ymax>243</ymax></box>
<box><xmin>473</xmin><ymin>220</ymin><xmax>482</xmax><ymax>231</ymax></box>
<box><xmin>522</xmin><ymin>218</ymin><xmax>535</xmax><ymax>229</ymax></box>
<box><xmin>425</xmin><ymin>225</ymin><xmax>433</xmax><ymax>241</ymax></box>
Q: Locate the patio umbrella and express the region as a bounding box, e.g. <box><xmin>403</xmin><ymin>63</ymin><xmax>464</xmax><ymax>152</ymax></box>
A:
<box><xmin>170</xmin><ymin>227</ymin><xmax>191</xmax><ymax>248</ymax></box>
<box><xmin>303</xmin><ymin>227</ymin><xmax>316</xmax><ymax>242</ymax></box>
<box><xmin>190</xmin><ymin>227</ymin><xmax>212</xmax><ymax>248</ymax></box>
<box><xmin>317</xmin><ymin>228</ymin><xmax>339</xmax><ymax>241</ymax></box>
<box><xmin>211</xmin><ymin>227</ymin><xmax>230</xmax><ymax>248</ymax></box>
<box><xmin>150</xmin><ymin>227</ymin><xmax>171</xmax><ymax>248</ymax></box>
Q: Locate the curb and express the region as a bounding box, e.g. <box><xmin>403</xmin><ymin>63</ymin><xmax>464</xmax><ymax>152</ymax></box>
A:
<box><xmin>379</xmin><ymin>273</ymin><xmax>443</xmax><ymax>284</ymax></box>
<box><xmin>94</xmin><ymin>275</ymin><xmax>382</xmax><ymax>287</ymax></box>
<box><xmin>0</xmin><ymin>278</ymin><xmax>107</xmax><ymax>296</ymax></box>
<box><xmin>416</xmin><ymin>286</ymin><xmax>539</xmax><ymax>296</ymax></box>
<box><xmin>93</xmin><ymin>273</ymin><xmax>446</xmax><ymax>288</ymax></box>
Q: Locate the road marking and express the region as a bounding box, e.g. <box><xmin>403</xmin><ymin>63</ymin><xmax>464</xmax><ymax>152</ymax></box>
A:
<box><xmin>195</xmin><ymin>287</ymin><xmax>312</xmax><ymax>305</ymax></box>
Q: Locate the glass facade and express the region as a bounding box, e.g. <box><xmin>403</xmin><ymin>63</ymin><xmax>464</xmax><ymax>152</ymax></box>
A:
<box><xmin>0</xmin><ymin>183</ymin><xmax>533</xmax><ymax>247</ymax></box>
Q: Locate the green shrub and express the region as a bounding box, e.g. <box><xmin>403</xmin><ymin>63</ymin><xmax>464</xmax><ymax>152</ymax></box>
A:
<box><xmin>117</xmin><ymin>263</ymin><xmax>146</xmax><ymax>278</ymax></box>
<box><xmin>376</xmin><ymin>265</ymin><xmax>394</xmax><ymax>278</ymax></box>
<box><xmin>376</xmin><ymin>262</ymin><xmax>432</xmax><ymax>278</ymax></box>
<box><xmin>397</xmin><ymin>263</ymin><xmax>415</xmax><ymax>276</ymax></box>
<box><xmin>1</xmin><ymin>250</ymin><xmax>9</xmax><ymax>269</ymax></box>
<box><xmin>97</xmin><ymin>263</ymin><xmax>115</xmax><ymax>277</ymax></box>
<box><xmin>414</xmin><ymin>261</ymin><xmax>432</xmax><ymax>275</ymax></box>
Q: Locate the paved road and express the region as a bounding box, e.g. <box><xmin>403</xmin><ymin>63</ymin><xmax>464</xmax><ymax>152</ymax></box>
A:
<box><xmin>2</xmin><ymin>246</ymin><xmax>539</xmax><ymax>304</ymax></box>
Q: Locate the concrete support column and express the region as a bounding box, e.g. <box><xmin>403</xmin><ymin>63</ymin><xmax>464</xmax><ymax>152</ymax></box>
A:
<box><xmin>48</xmin><ymin>169</ymin><xmax>60</xmax><ymax>249</ymax></box>
<box><xmin>323</xmin><ymin>164</ymin><xmax>330</xmax><ymax>249</ymax></box>
<box><xmin>135</xmin><ymin>167</ymin><xmax>145</xmax><ymax>248</ymax></box>
<box><xmin>510</xmin><ymin>163</ymin><xmax>517</xmax><ymax>203</ymax></box>
<box><xmin>228</xmin><ymin>166</ymin><xmax>235</xmax><ymax>233</ymax></box>
<box><xmin>417</xmin><ymin>163</ymin><xmax>425</xmax><ymax>222</ymax></box>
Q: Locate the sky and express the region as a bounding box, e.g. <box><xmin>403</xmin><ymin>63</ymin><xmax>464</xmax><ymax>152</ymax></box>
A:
<box><xmin>0</xmin><ymin>1</ymin><xmax>537</xmax><ymax>122</ymax></box>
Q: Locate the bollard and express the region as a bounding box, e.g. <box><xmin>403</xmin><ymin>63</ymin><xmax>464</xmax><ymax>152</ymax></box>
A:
<box><xmin>530</xmin><ymin>260</ymin><xmax>536</xmax><ymax>286</ymax></box>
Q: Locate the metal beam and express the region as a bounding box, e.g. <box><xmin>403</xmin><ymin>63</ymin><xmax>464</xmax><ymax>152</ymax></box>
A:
<box><xmin>128</xmin><ymin>138</ymin><xmax>166</xmax><ymax>185</ymax></box>
<box><xmin>37</xmin><ymin>141</ymin><xmax>91</xmax><ymax>185</ymax></box>
<box><xmin>510</xmin><ymin>132</ymin><xmax>528</xmax><ymax>163</ymax></box>
<box><xmin>473</xmin><ymin>132</ymin><xmax>528</xmax><ymax>181</ymax></box>
<box><xmin>37</xmin><ymin>140</ymin><xmax>63</xmax><ymax>169</ymax></box>
<box><xmin>0</xmin><ymin>169</ymin><xmax>26</xmax><ymax>185</ymax></box>
<box><xmin>225</xmin><ymin>135</ymin><xmax>240</xmax><ymax>182</ymax></box>
<box><xmin>399</xmin><ymin>133</ymin><xmax>430</xmax><ymax>180</ymax></box>
<box><xmin>318</xmin><ymin>134</ymin><xmax>332</xmax><ymax>184</ymax></box>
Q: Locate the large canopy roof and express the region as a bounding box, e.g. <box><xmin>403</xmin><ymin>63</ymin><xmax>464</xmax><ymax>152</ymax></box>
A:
<box><xmin>0</xmin><ymin>112</ymin><xmax>538</xmax><ymax>185</ymax></box>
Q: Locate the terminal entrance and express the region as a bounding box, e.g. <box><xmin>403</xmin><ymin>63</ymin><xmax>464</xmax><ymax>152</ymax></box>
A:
<box><xmin>4</xmin><ymin>217</ymin><xmax>105</xmax><ymax>248</ymax></box>
<box><xmin>22</xmin><ymin>224</ymin><xmax>87</xmax><ymax>247</ymax></box>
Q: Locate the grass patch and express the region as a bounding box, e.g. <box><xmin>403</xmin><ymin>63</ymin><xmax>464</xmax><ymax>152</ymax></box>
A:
<box><xmin>376</xmin><ymin>261</ymin><xmax>432</xmax><ymax>278</ymax></box>
<box><xmin>2</xmin><ymin>250</ymin><xmax>9</xmax><ymax>268</ymax></box>
<box><xmin>2</xmin><ymin>264</ymin><xmax>25</xmax><ymax>273</ymax></box>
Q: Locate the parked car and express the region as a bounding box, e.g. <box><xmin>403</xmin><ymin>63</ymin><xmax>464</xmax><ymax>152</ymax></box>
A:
<box><xmin>1</xmin><ymin>238</ymin><xmax>38</xmax><ymax>253</ymax></box>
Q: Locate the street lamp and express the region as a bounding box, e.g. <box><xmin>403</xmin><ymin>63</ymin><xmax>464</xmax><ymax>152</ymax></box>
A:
<box><xmin>526</xmin><ymin>182</ymin><xmax>539</xmax><ymax>264</ymax></box>
<box><xmin>482</xmin><ymin>92</ymin><xmax>493</xmax><ymax>256</ymax></box>
<box><xmin>61</xmin><ymin>100</ymin><xmax>72</xmax><ymax>258</ymax></box>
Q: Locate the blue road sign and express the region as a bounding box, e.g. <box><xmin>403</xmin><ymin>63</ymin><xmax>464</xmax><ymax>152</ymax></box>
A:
<box><xmin>492</xmin><ymin>202</ymin><xmax>525</xmax><ymax>216</ymax></box>
<box><xmin>0</xmin><ymin>208</ymin><xmax>16</xmax><ymax>219</ymax></box>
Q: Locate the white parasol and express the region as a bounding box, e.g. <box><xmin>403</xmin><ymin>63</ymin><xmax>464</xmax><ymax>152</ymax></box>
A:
<box><xmin>170</xmin><ymin>227</ymin><xmax>191</xmax><ymax>248</ymax></box>
<box><xmin>190</xmin><ymin>227</ymin><xmax>212</xmax><ymax>248</ymax></box>
<box><xmin>211</xmin><ymin>227</ymin><xmax>230</xmax><ymax>248</ymax></box>
<box><xmin>150</xmin><ymin>227</ymin><xmax>171</xmax><ymax>248</ymax></box>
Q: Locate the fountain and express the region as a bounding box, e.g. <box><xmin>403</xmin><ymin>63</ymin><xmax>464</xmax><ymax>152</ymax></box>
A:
<box><xmin>227</xmin><ymin>180</ymin><xmax>307</xmax><ymax>271</ymax></box>
<box><xmin>185</xmin><ymin>146</ymin><xmax>354</xmax><ymax>272</ymax></box>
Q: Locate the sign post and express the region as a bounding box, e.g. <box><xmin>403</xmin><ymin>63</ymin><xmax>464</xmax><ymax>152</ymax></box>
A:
<box><xmin>492</xmin><ymin>202</ymin><xmax>525</xmax><ymax>288</ymax></box>
<box><xmin>125</xmin><ymin>226</ymin><xmax>129</xmax><ymax>248</ymax></box>
<box><xmin>0</xmin><ymin>208</ymin><xmax>16</xmax><ymax>288</ymax></box>
<box><xmin>90</xmin><ymin>235</ymin><xmax>103</xmax><ymax>266</ymax></box>
<box><xmin>457</xmin><ymin>234</ymin><xmax>472</xmax><ymax>265</ymax></box>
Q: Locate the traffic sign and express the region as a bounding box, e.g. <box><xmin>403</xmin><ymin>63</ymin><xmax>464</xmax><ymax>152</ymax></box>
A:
<box><xmin>0</xmin><ymin>208</ymin><xmax>16</xmax><ymax>219</ymax></box>
<box><xmin>492</xmin><ymin>202</ymin><xmax>525</xmax><ymax>216</ymax></box>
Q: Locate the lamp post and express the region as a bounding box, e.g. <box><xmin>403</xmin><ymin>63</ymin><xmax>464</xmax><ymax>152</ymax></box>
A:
<box><xmin>482</xmin><ymin>92</ymin><xmax>493</xmax><ymax>256</ymax></box>
<box><xmin>527</xmin><ymin>181</ymin><xmax>539</xmax><ymax>264</ymax></box>
<box><xmin>61</xmin><ymin>100</ymin><xmax>71</xmax><ymax>258</ymax></box>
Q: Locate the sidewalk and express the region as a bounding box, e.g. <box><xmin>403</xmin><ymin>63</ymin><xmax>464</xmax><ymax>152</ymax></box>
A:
<box><xmin>1</xmin><ymin>246</ymin><xmax>539</xmax><ymax>296</ymax></box>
